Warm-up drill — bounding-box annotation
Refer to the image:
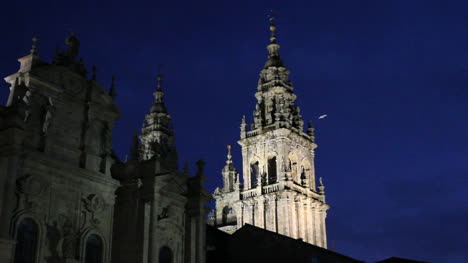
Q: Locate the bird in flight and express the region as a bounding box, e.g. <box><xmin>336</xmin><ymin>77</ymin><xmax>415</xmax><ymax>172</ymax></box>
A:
<box><xmin>318</xmin><ymin>114</ymin><xmax>327</xmax><ymax>119</ymax></box>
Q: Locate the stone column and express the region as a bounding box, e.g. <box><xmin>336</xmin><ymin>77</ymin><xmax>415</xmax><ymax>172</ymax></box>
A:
<box><xmin>297</xmin><ymin>199</ymin><xmax>305</xmax><ymax>241</ymax></box>
<box><xmin>289</xmin><ymin>197</ymin><xmax>298</xmax><ymax>238</ymax></box>
<box><xmin>244</xmin><ymin>202</ymin><xmax>251</xmax><ymax>225</ymax></box>
<box><xmin>277</xmin><ymin>197</ymin><xmax>289</xmax><ymax>235</ymax></box>
<box><xmin>320</xmin><ymin>209</ymin><xmax>327</xmax><ymax>249</ymax></box>
<box><xmin>241</xmin><ymin>148</ymin><xmax>249</xmax><ymax>189</ymax></box>
<box><xmin>237</xmin><ymin>203</ymin><xmax>244</xmax><ymax>227</ymax></box>
<box><xmin>263</xmin><ymin>197</ymin><xmax>276</xmax><ymax>231</ymax></box>
<box><xmin>256</xmin><ymin>197</ymin><xmax>264</xmax><ymax>228</ymax></box>
<box><xmin>308</xmin><ymin>202</ymin><xmax>316</xmax><ymax>245</ymax></box>
<box><xmin>313</xmin><ymin>207</ymin><xmax>322</xmax><ymax>247</ymax></box>
<box><xmin>302</xmin><ymin>201</ymin><xmax>309</xmax><ymax>243</ymax></box>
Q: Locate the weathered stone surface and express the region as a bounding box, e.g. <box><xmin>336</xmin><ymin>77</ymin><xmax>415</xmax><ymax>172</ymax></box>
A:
<box><xmin>0</xmin><ymin>35</ymin><xmax>211</xmax><ymax>263</ymax></box>
<box><xmin>211</xmin><ymin>23</ymin><xmax>329</xmax><ymax>248</ymax></box>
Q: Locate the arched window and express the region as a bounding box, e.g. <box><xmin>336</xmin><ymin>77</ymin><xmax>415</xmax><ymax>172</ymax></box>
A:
<box><xmin>268</xmin><ymin>157</ymin><xmax>277</xmax><ymax>184</ymax></box>
<box><xmin>14</xmin><ymin>218</ymin><xmax>39</xmax><ymax>263</ymax></box>
<box><xmin>85</xmin><ymin>234</ymin><xmax>103</xmax><ymax>263</ymax></box>
<box><xmin>222</xmin><ymin>206</ymin><xmax>236</xmax><ymax>225</ymax></box>
<box><xmin>159</xmin><ymin>246</ymin><xmax>173</xmax><ymax>263</ymax></box>
<box><xmin>250</xmin><ymin>161</ymin><xmax>259</xmax><ymax>188</ymax></box>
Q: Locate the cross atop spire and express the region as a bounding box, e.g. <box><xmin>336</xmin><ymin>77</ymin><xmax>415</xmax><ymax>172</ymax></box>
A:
<box><xmin>264</xmin><ymin>10</ymin><xmax>283</xmax><ymax>68</ymax></box>
<box><xmin>268</xmin><ymin>10</ymin><xmax>277</xmax><ymax>44</ymax></box>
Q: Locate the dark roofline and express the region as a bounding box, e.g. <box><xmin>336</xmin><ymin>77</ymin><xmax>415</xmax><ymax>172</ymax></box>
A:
<box><xmin>375</xmin><ymin>257</ymin><xmax>430</xmax><ymax>263</ymax></box>
<box><xmin>234</xmin><ymin>224</ymin><xmax>365</xmax><ymax>263</ymax></box>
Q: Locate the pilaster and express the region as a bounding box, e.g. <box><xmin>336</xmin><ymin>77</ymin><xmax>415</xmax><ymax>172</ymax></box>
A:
<box><xmin>0</xmin><ymin>239</ymin><xmax>15</xmax><ymax>263</ymax></box>
<box><xmin>289</xmin><ymin>196</ymin><xmax>298</xmax><ymax>238</ymax></box>
<box><xmin>320</xmin><ymin>209</ymin><xmax>328</xmax><ymax>249</ymax></box>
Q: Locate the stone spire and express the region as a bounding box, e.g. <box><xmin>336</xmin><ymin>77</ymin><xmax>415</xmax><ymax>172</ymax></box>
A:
<box><xmin>16</xmin><ymin>35</ymin><xmax>42</xmax><ymax>74</ymax></box>
<box><xmin>221</xmin><ymin>145</ymin><xmax>238</xmax><ymax>193</ymax></box>
<box><xmin>264</xmin><ymin>13</ymin><xmax>284</xmax><ymax>69</ymax></box>
<box><xmin>224</xmin><ymin>145</ymin><xmax>235</xmax><ymax>170</ymax></box>
<box><xmin>248</xmin><ymin>17</ymin><xmax>307</xmax><ymax>137</ymax></box>
<box><xmin>139</xmin><ymin>74</ymin><xmax>177</xmax><ymax>168</ymax></box>
<box><xmin>213</xmin><ymin>15</ymin><xmax>329</xmax><ymax>248</ymax></box>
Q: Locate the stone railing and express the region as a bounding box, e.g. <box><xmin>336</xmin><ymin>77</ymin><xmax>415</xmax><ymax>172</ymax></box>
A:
<box><xmin>240</xmin><ymin>188</ymin><xmax>258</xmax><ymax>199</ymax></box>
<box><xmin>246</xmin><ymin>130</ymin><xmax>259</xmax><ymax>137</ymax></box>
<box><xmin>262</xmin><ymin>183</ymin><xmax>280</xmax><ymax>194</ymax></box>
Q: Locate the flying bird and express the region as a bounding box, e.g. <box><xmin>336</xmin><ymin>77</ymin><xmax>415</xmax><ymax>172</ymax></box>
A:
<box><xmin>318</xmin><ymin>114</ymin><xmax>327</xmax><ymax>119</ymax></box>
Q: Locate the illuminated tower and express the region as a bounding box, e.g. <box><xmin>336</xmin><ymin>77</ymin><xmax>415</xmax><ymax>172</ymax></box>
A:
<box><xmin>211</xmin><ymin>18</ymin><xmax>329</xmax><ymax>248</ymax></box>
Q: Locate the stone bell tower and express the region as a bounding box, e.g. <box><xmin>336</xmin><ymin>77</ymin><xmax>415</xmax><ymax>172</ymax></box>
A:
<box><xmin>211</xmin><ymin>19</ymin><xmax>329</xmax><ymax>248</ymax></box>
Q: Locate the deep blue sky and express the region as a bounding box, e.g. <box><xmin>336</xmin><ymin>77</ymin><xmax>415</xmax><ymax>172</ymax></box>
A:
<box><xmin>1</xmin><ymin>0</ymin><xmax>466</xmax><ymax>262</ymax></box>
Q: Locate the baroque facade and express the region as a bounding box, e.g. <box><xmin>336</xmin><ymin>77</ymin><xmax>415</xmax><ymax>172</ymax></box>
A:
<box><xmin>0</xmin><ymin>34</ymin><xmax>210</xmax><ymax>263</ymax></box>
<box><xmin>210</xmin><ymin>22</ymin><xmax>329</xmax><ymax>248</ymax></box>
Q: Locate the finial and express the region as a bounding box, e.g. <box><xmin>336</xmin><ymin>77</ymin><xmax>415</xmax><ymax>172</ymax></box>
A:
<box><xmin>156</xmin><ymin>74</ymin><xmax>163</xmax><ymax>91</ymax></box>
<box><xmin>156</xmin><ymin>63</ymin><xmax>164</xmax><ymax>91</ymax></box>
<box><xmin>226</xmin><ymin>144</ymin><xmax>232</xmax><ymax>165</ymax></box>
<box><xmin>268</xmin><ymin>10</ymin><xmax>277</xmax><ymax>43</ymax></box>
<box><xmin>92</xmin><ymin>65</ymin><xmax>97</xmax><ymax>80</ymax></box>
<box><xmin>109</xmin><ymin>75</ymin><xmax>117</xmax><ymax>99</ymax></box>
<box><xmin>318</xmin><ymin>177</ymin><xmax>325</xmax><ymax>195</ymax></box>
<box><xmin>30</xmin><ymin>35</ymin><xmax>39</xmax><ymax>55</ymax></box>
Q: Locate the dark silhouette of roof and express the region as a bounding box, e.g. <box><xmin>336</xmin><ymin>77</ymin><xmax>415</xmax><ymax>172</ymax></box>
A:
<box><xmin>207</xmin><ymin>224</ymin><xmax>364</xmax><ymax>263</ymax></box>
<box><xmin>375</xmin><ymin>257</ymin><xmax>431</xmax><ymax>263</ymax></box>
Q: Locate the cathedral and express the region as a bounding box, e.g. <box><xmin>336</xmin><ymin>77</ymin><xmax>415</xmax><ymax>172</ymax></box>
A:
<box><xmin>209</xmin><ymin>21</ymin><xmax>329</xmax><ymax>248</ymax></box>
<box><xmin>0</xmin><ymin>32</ymin><xmax>209</xmax><ymax>263</ymax></box>
<box><xmin>0</xmin><ymin>20</ymin><xmax>393</xmax><ymax>263</ymax></box>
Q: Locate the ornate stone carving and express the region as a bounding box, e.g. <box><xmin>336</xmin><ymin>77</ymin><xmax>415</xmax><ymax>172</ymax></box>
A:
<box><xmin>15</xmin><ymin>174</ymin><xmax>47</xmax><ymax>212</ymax></box>
<box><xmin>82</xmin><ymin>194</ymin><xmax>106</xmax><ymax>226</ymax></box>
<box><xmin>21</xmin><ymin>90</ymin><xmax>33</xmax><ymax>122</ymax></box>
<box><xmin>45</xmin><ymin>215</ymin><xmax>79</xmax><ymax>263</ymax></box>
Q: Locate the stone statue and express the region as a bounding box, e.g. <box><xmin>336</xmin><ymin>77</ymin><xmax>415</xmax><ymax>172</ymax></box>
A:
<box><xmin>61</xmin><ymin>219</ymin><xmax>78</xmax><ymax>259</ymax></box>
<box><xmin>22</xmin><ymin>90</ymin><xmax>32</xmax><ymax>122</ymax></box>
<box><xmin>45</xmin><ymin>221</ymin><xmax>61</xmax><ymax>262</ymax></box>
<box><xmin>42</xmin><ymin>97</ymin><xmax>55</xmax><ymax>134</ymax></box>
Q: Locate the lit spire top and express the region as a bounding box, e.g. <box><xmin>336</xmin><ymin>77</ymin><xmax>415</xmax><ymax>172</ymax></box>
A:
<box><xmin>265</xmin><ymin>10</ymin><xmax>284</xmax><ymax>68</ymax></box>
<box><xmin>150</xmin><ymin>74</ymin><xmax>167</xmax><ymax>113</ymax></box>
<box><xmin>223</xmin><ymin>144</ymin><xmax>236</xmax><ymax>172</ymax></box>
<box><xmin>268</xmin><ymin>10</ymin><xmax>277</xmax><ymax>44</ymax></box>
<box><xmin>226</xmin><ymin>144</ymin><xmax>232</xmax><ymax>165</ymax></box>
<box><xmin>140</xmin><ymin>73</ymin><xmax>176</xmax><ymax>162</ymax></box>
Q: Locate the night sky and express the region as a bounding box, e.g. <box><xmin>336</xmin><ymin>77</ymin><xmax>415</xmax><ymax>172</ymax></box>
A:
<box><xmin>0</xmin><ymin>0</ymin><xmax>466</xmax><ymax>262</ymax></box>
